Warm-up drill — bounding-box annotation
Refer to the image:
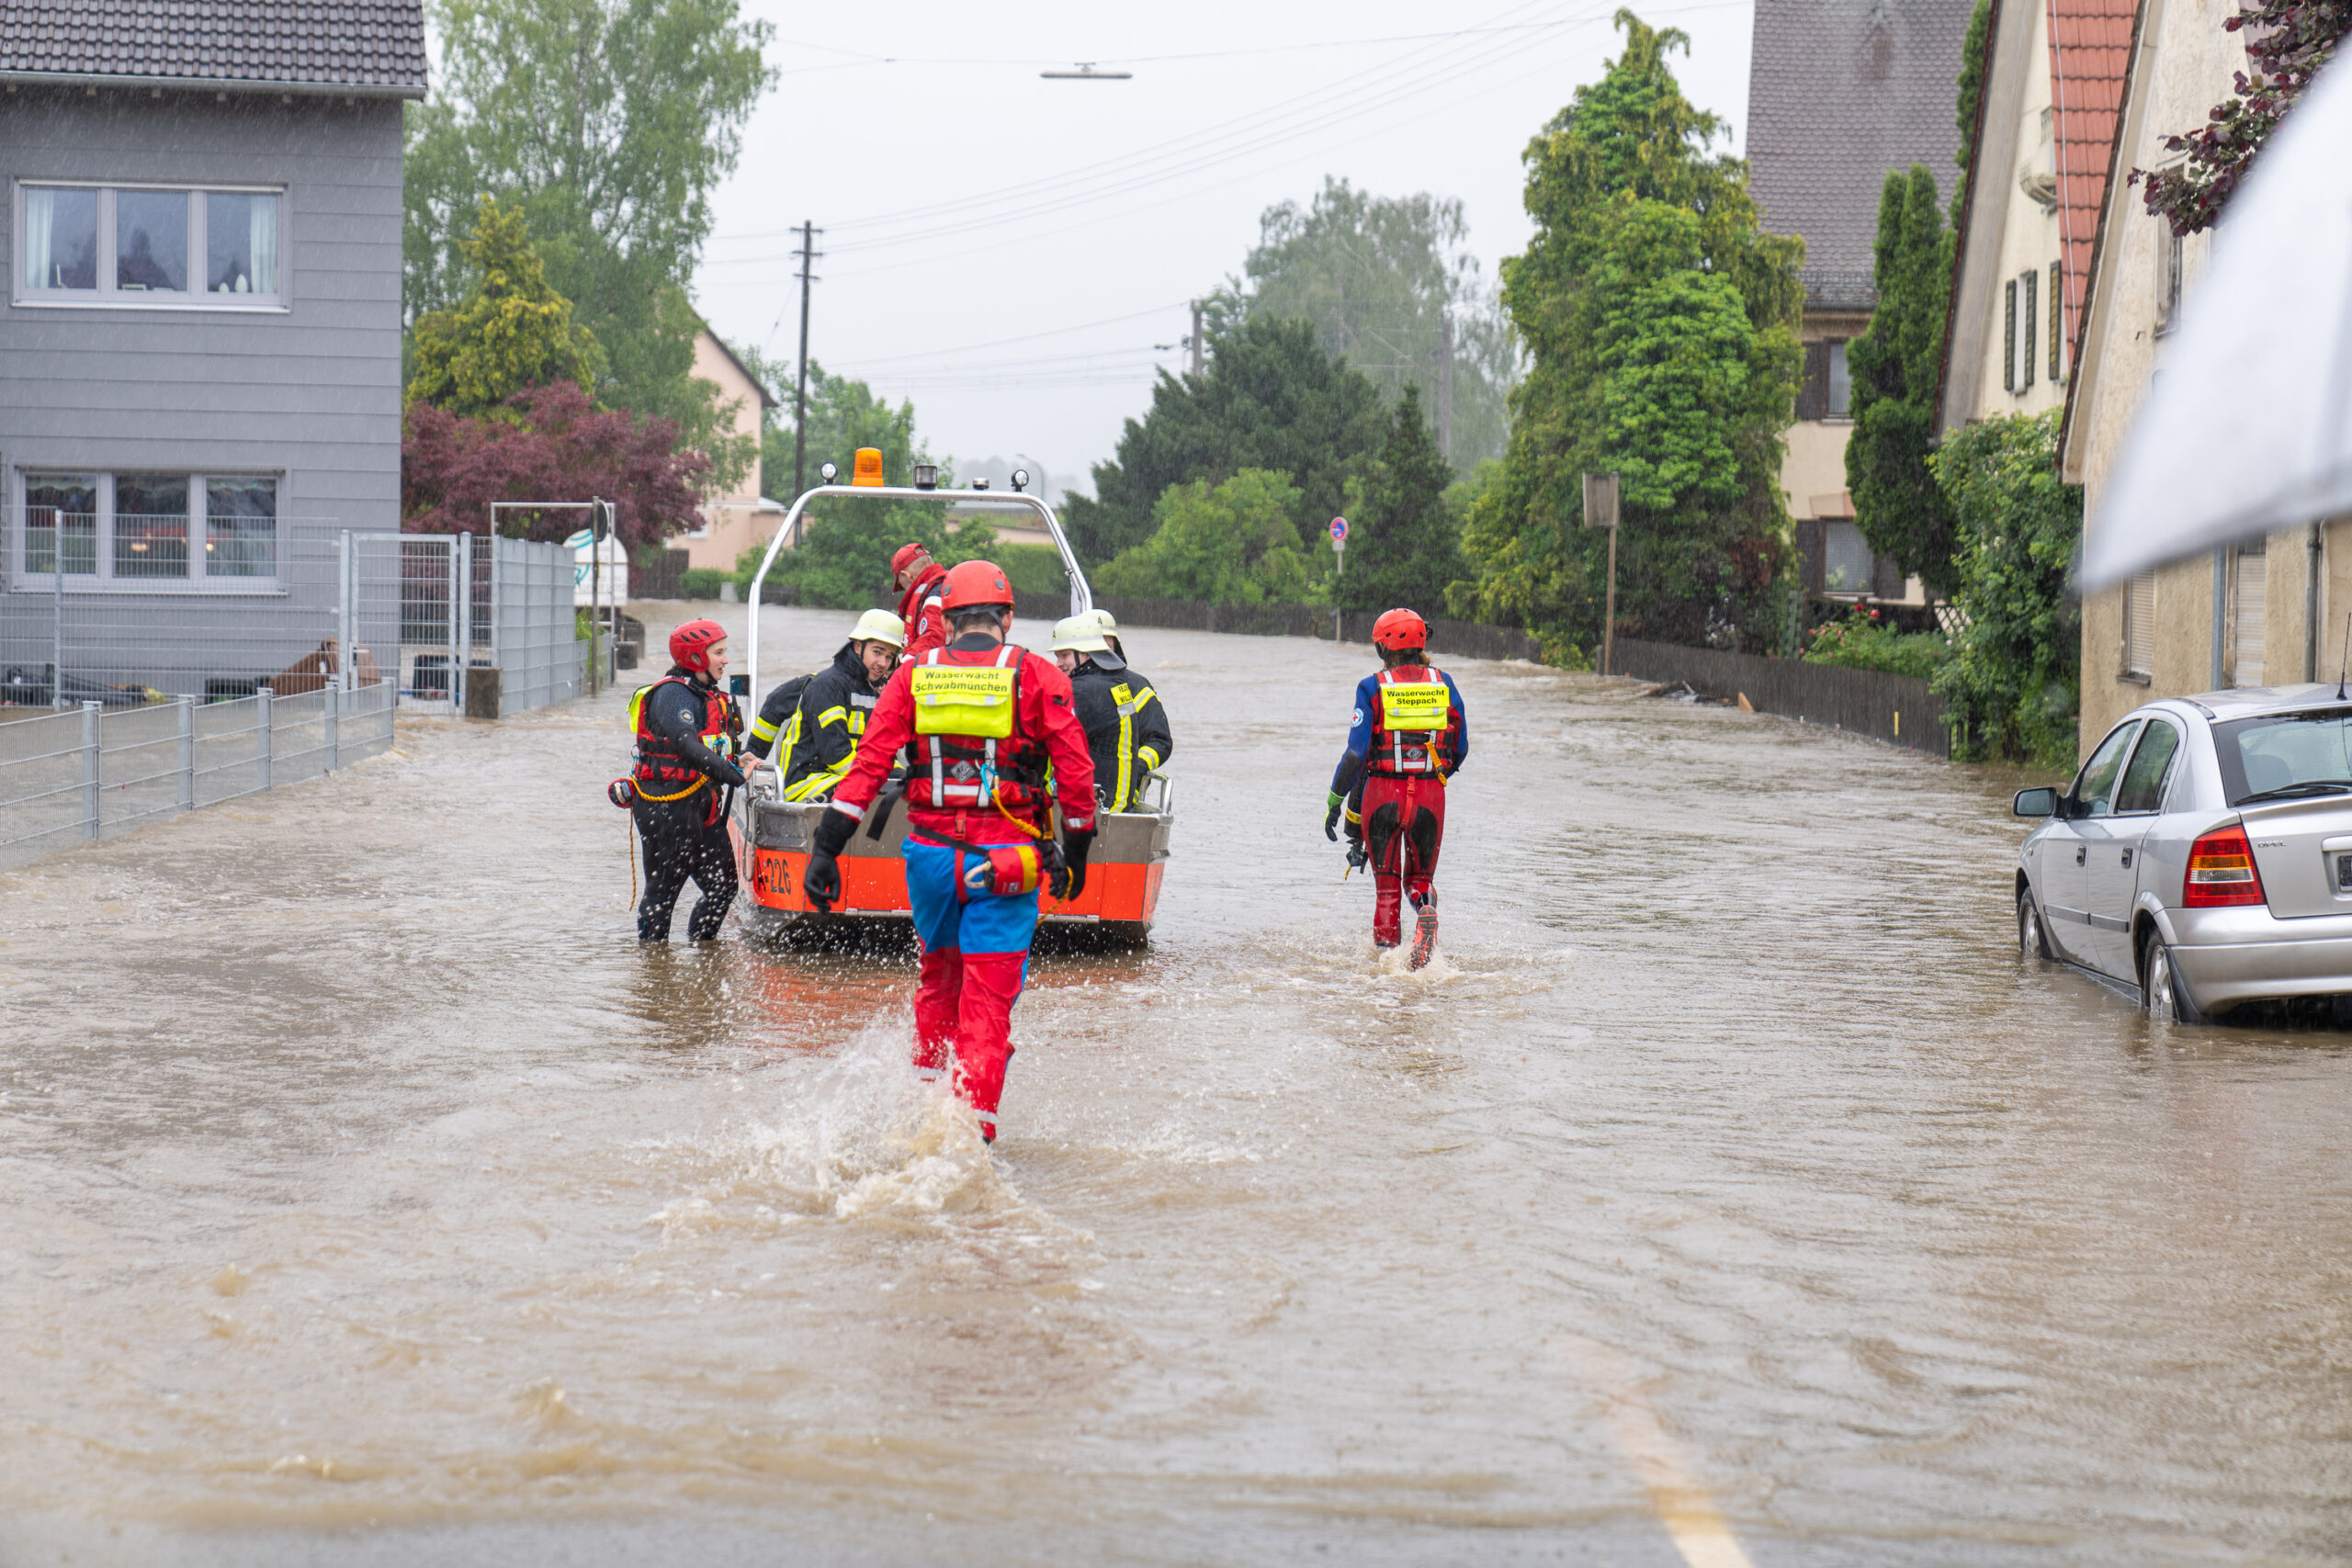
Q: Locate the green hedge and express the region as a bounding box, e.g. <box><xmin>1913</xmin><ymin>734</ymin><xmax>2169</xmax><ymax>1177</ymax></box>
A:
<box><xmin>680</xmin><ymin>568</ymin><xmax>729</xmax><ymax>600</ymax></box>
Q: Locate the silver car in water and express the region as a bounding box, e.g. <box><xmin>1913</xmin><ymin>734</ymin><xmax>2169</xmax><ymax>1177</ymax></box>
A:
<box><xmin>2014</xmin><ymin>686</ymin><xmax>2352</xmax><ymax>1023</ymax></box>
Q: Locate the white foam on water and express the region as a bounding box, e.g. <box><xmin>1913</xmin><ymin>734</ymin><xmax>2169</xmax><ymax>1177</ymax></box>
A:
<box><xmin>643</xmin><ymin>1017</ymin><xmax>1027</xmax><ymax>1232</ymax></box>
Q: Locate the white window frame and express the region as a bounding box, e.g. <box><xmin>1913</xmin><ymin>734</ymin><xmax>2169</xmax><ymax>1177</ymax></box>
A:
<box><xmin>13</xmin><ymin>468</ymin><xmax>285</xmax><ymax>592</ymax></box>
<box><xmin>14</xmin><ymin>181</ymin><xmax>288</xmax><ymax>310</ymax></box>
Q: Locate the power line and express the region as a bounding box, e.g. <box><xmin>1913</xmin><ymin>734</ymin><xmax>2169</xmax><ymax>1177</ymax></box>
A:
<box><xmin>842</xmin><ymin>301</ymin><xmax>1192</xmax><ymax>367</ymax></box>
<box><xmin>712</xmin><ymin>0</ymin><xmax>1570</xmax><ymax>247</ymax></box>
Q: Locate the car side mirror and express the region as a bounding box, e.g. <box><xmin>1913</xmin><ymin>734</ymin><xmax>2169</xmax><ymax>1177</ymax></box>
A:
<box><xmin>2013</xmin><ymin>786</ymin><xmax>2059</xmax><ymax>818</ymax></box>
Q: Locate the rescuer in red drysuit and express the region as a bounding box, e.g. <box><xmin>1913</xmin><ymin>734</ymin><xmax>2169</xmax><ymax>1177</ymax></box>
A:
<box><xmin>1324</xmin><ymin>608</ymin><xmax>1468</xmax><ymax>968</ymax></box>
<box><xmin>804</xmin><ymin>560</ymin><xmax>1097</xmax><ymax>1142</ymax></box>
<box><xmin>892</xmin><ymin>543</ymin><xmax>952</xmax><ymax>662</ymax></box>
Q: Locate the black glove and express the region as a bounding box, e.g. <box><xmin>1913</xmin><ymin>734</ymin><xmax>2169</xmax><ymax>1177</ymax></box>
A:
<box><xmin>1324</xmin><ymin>791</ymin><xmax>1345</xmax><ymax>841</ymax></box>
<box><xmin>1051</xmin><ymin>828</ymin><xmax>1095</xmax><ymax>900</ymax></box>
<box><xmin>804</xmin><ymin>807</ymin><xmax>858</xmax><ymax>912</ymax></box>
<box><xmin>1346</xmin><ymin>835</ymin><xmax>1368</xmax><ymax>872</ymax></box>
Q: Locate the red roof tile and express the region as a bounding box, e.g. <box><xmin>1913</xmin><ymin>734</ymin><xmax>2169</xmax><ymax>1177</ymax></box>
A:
<box><xmin>2047</xmin><ymin>0</ymin><xmax>2140</xmax><ymax>361</ymax></box>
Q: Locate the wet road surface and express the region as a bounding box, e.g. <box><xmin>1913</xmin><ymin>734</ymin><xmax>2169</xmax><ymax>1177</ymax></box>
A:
<box><xmin>3</xmin><ymin>604</ymin><xmax>2350</xmax><ymax>1566</ymax></box>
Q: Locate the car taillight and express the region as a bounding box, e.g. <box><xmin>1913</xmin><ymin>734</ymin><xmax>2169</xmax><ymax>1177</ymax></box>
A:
<box><xmin>2185</xmin><ymin>824</ymin><xmax>2267</xmax><ymax>907</ymax></box>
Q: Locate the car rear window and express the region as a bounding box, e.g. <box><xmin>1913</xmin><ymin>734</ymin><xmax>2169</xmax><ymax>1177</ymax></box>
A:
<box><xmin>2212</xmin><ymin>707</ymin><xmax>2352</xmax><ymax>804</ymax></box>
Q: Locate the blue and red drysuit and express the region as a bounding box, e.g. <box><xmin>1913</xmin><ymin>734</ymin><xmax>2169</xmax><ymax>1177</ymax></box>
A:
<box><xmin>824</xmin><ymin>632</ymin><xmax>1096</xmax><ymax>1138</ymax></box>
<box><xmin>1330</xmin><ymin>663</ymin><xmax>1468</xmax><ymax>947</ymax></box>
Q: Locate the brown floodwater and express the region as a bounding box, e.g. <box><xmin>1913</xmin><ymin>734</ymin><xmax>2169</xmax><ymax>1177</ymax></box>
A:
<box><xmin>3</xmin><ymin>604</ymin><xmax>2349</xmax><ymax>1567</ymax></box>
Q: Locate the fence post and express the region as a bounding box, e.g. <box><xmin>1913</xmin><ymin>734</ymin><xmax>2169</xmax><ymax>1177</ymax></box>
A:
<box><xmin>256</xmin><ymin>687</ymin><xmax>274</xmax><ymax>791</ymax></box>
<box><xmin>81</xmin><ymin>700</ymin><xmax>101</xmax><ymax>839</ymax></box>
<box><xmin>52</xmin><ymin>568</ymin><xmax>64</xmax><ymax>710</ymax></box>
<box><xmin>338</xmin><ymin>529</ymin><xmax>354</xmax><ymax>694</ymax></box>
<box><xmin>455</xmin><ymin>532</ymin><xmax>472</xmax><ymax>716</ymax></box>
<box><xmin>176</xmin><ymin>694</ymin><xmax>195</xmax><ymax>811</ymax></box>
<box><xmin>325</xmin><ymin>682</ymin><xmax>340</xmax><ymax>771</ymax></box>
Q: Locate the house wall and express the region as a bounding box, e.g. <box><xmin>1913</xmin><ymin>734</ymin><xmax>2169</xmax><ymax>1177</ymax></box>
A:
<box><xmin>0</xmin><ymin>86</ymin><xmax>403</xmax><ymax>693</ymax></box>
<box><xmin>678</xmin><ymin>331</ymin><xmax>774</xmax><ymax>574</ymax></box>
<box><xmin>1969</xmin><ymin>0</ymin><xmax>2069</xmax><ymax>423</ymax></box>
<box><xmin>2068</xmin><ymin>0</ymin><xmax>2264</xmax><ymax>755</ymax></box>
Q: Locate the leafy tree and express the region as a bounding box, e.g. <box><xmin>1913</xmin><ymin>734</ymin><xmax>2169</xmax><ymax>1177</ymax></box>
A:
<box><xmin>730</xmin><ymin>345</ymin><xmax>944</xmax><ymax>498</ymax></box>
<box><xmin>1336</xmin><ymin>386</ymin><xmax>1464</xmax><ymax>614</ymax></box>
<box><xmin>1062</xmin><ymin>315</ymin><xmax>1385</xmax><ymax>567</ymax></box>
<box><xmin>1846</xmin><ymin>165</ymin><xmax>1958</xmax><ymax>595</ymax></box>
<box><xmin>1094</xmin><ymin>470</ymin><xmax>1320</xmax><ymax>605</ymax></box>
<box><xmin>402</xmin><ymin>380</ymin><xmax>712</xmax><ymax>548</ymax></box>
<box><xmin>404</xmin><ymin>0</ymin><xmax>774</xmax><ymax>454</ymax></box>
<box><xmin>1456</xmin><ymin>11</ymin><xmax>1803</xmax><ymax>658</ymax></box>
<box><xmin>406</xmin><ymin>197</ymin><xmax>607</xmax><ymax>417</ymax></box>
<box><xmin>2138</xmin><ymin>0</ymin><xmax>2352</xmax><ymax>234</ymax></box>
<box><xmin>1951</xmin><ymin>0</ymin><xmax>1993</xmax><ymax>227</ymax></box>
<box><xmin>1929</xmin><ymin>410</ymin><xmax>2082</xmax><ymax>764</ymax></box>
<box><xmin>1210</xmin><ymin>177</ymin><xmax>1519</xmax><ymax>469</ymax></box>
<box><xmin>748</xmin><ymin>503</ymin><xmax>996</xmax><ymax>610</ymax></box>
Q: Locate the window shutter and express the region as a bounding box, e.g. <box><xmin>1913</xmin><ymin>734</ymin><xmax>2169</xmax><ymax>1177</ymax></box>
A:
<box><xmin>2003</xmin><ymin>280</ymin><xmax>2018</xmax><ymax>393</ymax></box>
<box><xmin>2233</xmin><ymin>545</ymin><xmax>2267</xmax><ymax>686</ymax></box>
<box><xmin>2049</xmin><ymin>262</ymin><xmax>2064</xmax><ymax>380</ymax></box>
<box><xmin>2124</xmin><ymin>570</ymin><xmax>2154</xmax><ymax>676</ymax></box>
<box><xmin>2020</xmin><ymin>270</ymin><xmax>2037</xmax><ymax>389</ymax></box>
<box><xmin>1797</xmin><ymin>342</ymin><xmax>1828</xmax><ymax>421</ymax></box>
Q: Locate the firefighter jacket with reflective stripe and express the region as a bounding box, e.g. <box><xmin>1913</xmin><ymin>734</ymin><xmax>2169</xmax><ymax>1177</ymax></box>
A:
<box><xmin>1068</xmin><ymin>656</ymin><xmax>1173</xmax><ymax>812</ymax></box>
<box><xmin>748</xmin><ymin>672</ymin><xmax>815</xmax><ymax>760</ymax></box>
<box><xmin>630</xmin><ymin>671</ymin><xmax>745</xmax><ymax>791</ymax></box>
<box><xmin>897</xmin><ymin>564</ymin><xmax>951</xmax><ymax>661</ymax></box>
<box><xmin>776</xmin><ymin>642</ymin><xmax>883</xmax><ymax>801</ymax></box>
<box><xmin>828</xmin><ymin>633</ymin><xmax>1097</xmax><ymax>847</ymax></box>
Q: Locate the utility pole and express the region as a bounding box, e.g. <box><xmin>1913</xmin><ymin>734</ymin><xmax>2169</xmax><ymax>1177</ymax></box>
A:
<box><xmin>1437</xmin><ymin>313</ymin><xmax>1455</xmax><ymax>465</ymax></box>
<box><xmin>792</xmin><ymin>220</ymin><xmax>823</xmax><ymax>502</ymax></box>
<box><xmin>1189</xmin><ymin>299</ymin><xmax>1204</xmax><ymax>378</ymax></box>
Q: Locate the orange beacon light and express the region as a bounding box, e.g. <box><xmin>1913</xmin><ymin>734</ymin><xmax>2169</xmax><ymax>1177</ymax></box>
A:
<box><xmin>852</xmin><ymin>447</ymin><xmax>886</xmax><ymax>486</ymax></box>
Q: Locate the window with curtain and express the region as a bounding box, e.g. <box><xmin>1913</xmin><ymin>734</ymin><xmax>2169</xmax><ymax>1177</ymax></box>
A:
<box><xmin>22</xmin><ymin>187</ymin><xmax>98</xmax><ymax>289</ymax></box>
<box><xmin>205</xmin><ymin>191</ymin><xmax>277</xmax><ymax>295</ymax></box>
<box><xmin>17</xmin><ymin>184</ymin><xmax>282</xmax><ymax>305</ymax></box>
<box><xmin>205</xmin><ymin>477</ymin><xmax>277</xmax><ymax>577</ymax></box>
<box><xmin>1826</xmin><ymin>340</ymin><xmax>1852</xmax><ymax>418</ymax></box>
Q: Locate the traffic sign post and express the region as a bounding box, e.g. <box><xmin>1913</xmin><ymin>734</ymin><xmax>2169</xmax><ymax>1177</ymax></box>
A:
<box><xmin>1582</xmin><ymin>473</ymin><xmax>1621</xmax><ymax>676</ymax></box>
<box><xmin>1329</xmin><ymin>517</ymin><xmax>1349</xmax><ymax>642</ymax></box>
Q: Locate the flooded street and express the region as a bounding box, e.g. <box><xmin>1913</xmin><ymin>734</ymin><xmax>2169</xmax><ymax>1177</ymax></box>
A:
<box><xmin>5</xmin><ymin>603</ymin><xmax>2351</xmax><ymax>1566</ymax></box>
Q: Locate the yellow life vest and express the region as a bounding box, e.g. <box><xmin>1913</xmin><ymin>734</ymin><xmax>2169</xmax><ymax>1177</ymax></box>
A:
<box><xmin>911</xmin><ymin>658</ymin><xmax>1018</xmax><ymax>739</ymax></box>
<box><xmin>1377</xmin><ymin>675</ymin><xmax>1453</xmax><ymax>735</ymax></box>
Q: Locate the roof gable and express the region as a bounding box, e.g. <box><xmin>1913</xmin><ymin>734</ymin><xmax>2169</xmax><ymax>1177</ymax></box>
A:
<box><xmin>0</xmin><ymin>2</ymin><xmax>427</xmax><ymax>97</ymax></box>
<box><xmin>1747</xmin><ymin>0</ymin><xmax>1979</xmax><ymax>311</ymax></box>
<box><xmin>2048</xmin><ymin>0</ymin><xmax>2139</xmax><ymax>356</ymax></box>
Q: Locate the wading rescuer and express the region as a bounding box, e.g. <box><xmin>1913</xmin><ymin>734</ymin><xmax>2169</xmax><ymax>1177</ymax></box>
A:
<box><xmin>1325</xmin><ymin>609</ymin><xmax>1467</xmax><ymax>969</ymax></box>
<box><xmin>623</xmin><ymin>619</ymin><xmax>746</xmax><ymax>942</ymax></box>
<box><xmin>1053</xmin><ymin>613</ymin><xmax>1173</xmax><ymax>811</ymax></box>
<box><xmin>893</xmin><ymin>543</ymin><xmax>951</xmax><ymax>660</ymax></box>
<box><xmin>804</xmin><ymin>560</ymin><xmax>1097</xmax><ymax>1143</ymax></box>
<box><xmin>747</xmin><ymin>608</ymin><xmax>906</xmax><ymax>800</ymax></box>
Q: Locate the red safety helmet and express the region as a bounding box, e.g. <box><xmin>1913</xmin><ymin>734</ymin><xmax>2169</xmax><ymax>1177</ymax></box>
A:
<box><xmin>889</xmin><ymin>542</ymin><xmax>932</xmax><ymax>582</ymax></box>
<box><xmin>941</xmin><ymin>559</ymin><xmax>1013</xmax><ymax>614</ymax></box>
<box><xmin>669</xmin><ymin>618</ymin><xmax>727</xmax><ymax>673</ymax></box>
<box><xmin>1372</xmin><ymin>608</ymin><xmax>1429</xmax><ymax>651</ymax></box>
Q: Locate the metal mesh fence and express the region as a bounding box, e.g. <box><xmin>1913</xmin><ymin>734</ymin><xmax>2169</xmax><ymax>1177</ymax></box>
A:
<box><xmin>2</xmin><ymin>523</ymin><xmax>583</xmax><ymax>865</ymax></box>
<box><xmin>0</xmin><ymin>682</ymin><xmax>398</xmax><ymax>867</ymax></box>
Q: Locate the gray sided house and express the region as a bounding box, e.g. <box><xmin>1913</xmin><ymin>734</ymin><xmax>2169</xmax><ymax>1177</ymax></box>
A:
<box><xmin>0</xmin><ymin>2</ymin><xmax>425</xmax><ymax>702</ymax></box>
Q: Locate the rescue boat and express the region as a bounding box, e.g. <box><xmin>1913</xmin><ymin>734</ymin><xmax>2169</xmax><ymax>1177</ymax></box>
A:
<box><xmin>728</xmin><ymin>462</ymin><xmax>1172</xmax><ymax>942</ymax></box>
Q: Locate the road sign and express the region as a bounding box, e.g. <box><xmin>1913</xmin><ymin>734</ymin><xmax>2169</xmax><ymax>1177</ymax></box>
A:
<box><xmin>1329</xmin><ymin>516</ymin><xmax>1349</xmax><ymax>545</ymax></box>
<box><xmin>1581</xmin><ymin>472</ymin><xmax>1620</xmax><ymax>530</ymax></box>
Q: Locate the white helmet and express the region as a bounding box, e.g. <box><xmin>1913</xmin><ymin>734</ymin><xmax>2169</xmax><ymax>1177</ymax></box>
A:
<box><xmin>1087</xmin><ymin>608</ymin><xmax>1120</xmax><ymax>637</ymax></box>
<box><xmin>1051</xmin><ymin>614</ymin><xmax>1111</xmax><ymax>652</ymax></box>
<box><xmin>851</xmin><ymin>607</ymin><xmax>908</xmax><ymax>649</ymax></box>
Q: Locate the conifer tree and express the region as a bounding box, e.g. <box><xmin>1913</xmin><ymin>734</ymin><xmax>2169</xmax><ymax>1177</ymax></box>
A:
<box><xmin>1337</xmin><ymin>387</ymin><xmax>1464</xmax><ymax>614</ymax></box>
<box><xmin>1846</xmin><ymin>164</ymin><xmax>1959</xmax><ymax>595</ymax></box>
<box><xmin>405</xmin><ymin>197</ymin><xmax>606</xmax><ymax>419</ymax></box>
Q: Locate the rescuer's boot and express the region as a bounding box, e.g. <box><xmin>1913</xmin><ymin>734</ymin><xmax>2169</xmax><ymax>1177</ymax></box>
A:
<box><xmin>1408</xmin><ymin>891</ymin><xmax>1439</xmax><ymax>972</ymax></box>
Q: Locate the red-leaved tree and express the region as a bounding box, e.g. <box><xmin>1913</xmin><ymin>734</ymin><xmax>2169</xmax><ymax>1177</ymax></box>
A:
<box><xmin>401</xmin><ymin>380</ymin><xmax>712</xmax><ymax>549</ymax></box>
<box><xmin>2137</xmin><ymin>0</ymin><xmax>2352</xmax><ymax>234</ymax></box>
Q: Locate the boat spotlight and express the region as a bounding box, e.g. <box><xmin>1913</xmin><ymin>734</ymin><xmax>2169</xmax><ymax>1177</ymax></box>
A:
<box><xmin>819</xmin><ymin>461</ymin><xmax>837</xmax><ymax>483</ymax></box>
<box><xmin>1011</xmin><ymin>468</ymin><xmax>1030</xmax><ymax>492</ymax></box>
<box><xmin>970</xmin><ymin>477</ymin><xmax>990</xmax><ymax>491</ymax></box>
<box><xmin>913</xmin><ymin>463</ymin><xmax>939</xmax><ymax>490</ymax></box>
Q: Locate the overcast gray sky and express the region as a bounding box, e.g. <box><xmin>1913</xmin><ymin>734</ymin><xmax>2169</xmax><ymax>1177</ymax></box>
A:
<box><xmin>691</xmin><ymin>0</ymin><xmax>1758</xmax><ymax>500</ymax></box>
